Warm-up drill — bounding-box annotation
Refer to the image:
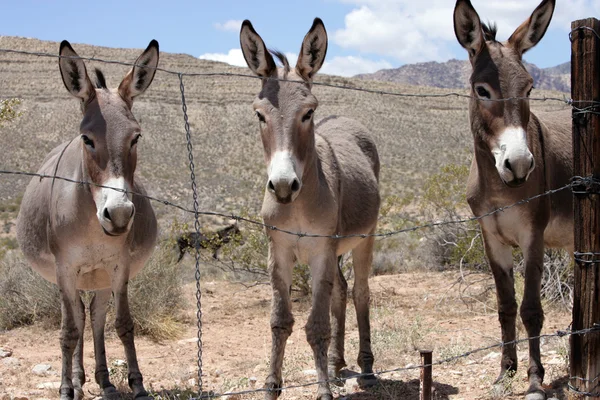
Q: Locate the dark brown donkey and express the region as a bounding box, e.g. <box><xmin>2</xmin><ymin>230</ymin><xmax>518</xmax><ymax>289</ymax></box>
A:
<box><xmin>17</xmin><ymin>41</ymin><xmax>159</xmax><ymax>400</ymax></box>
<box><xmin>454</xmin><ymin>0</ymin><xmax>572</xmax><ymax>399</ymax></box>
<box><xmin>240</xmin><ymin>18</ymin><xmax>380</xmax><ymax>400</ymax></box>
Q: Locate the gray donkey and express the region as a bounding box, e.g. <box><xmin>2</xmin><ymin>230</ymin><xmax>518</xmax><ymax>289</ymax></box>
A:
<box><xmin>17</xmin><ymin>40</ymin><xmax>159</xmax><ymax>400</ymax></box>
<box><xmin>240</xmin><ymin>18</ymin><xmax>381</xmax><ymax>400</ymax></box>
<box><xmin>454</xmin><ymin>1</ymin><xmax>572</xmax><ymax>399</ymax></box>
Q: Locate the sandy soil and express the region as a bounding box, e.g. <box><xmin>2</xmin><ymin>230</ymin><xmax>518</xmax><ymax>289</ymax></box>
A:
<box><xmin>0</xmin><ymin>271</ymin><xmax>572</xmax><ymax>400</ymax></box>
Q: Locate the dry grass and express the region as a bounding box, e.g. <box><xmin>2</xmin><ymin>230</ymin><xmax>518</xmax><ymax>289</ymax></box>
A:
<box><xmin>0</xmin><ymin>239</ymin><xmax>188</xmax><ymax>341</ymax></box>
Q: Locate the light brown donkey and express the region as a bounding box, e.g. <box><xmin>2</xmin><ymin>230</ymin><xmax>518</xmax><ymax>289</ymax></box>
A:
<box><xmin>454</xmin><ymin>0</ymin><xmax>572</xmax><ymax>399</ymax></box>
<box><xmin>16</xmin><ymin>41</ymin><xmax>159</xmax><ymax>400</ymax></box>
<box><xmin>240</xmin><ymin>18</ymin><xmax>380</xmax><ymax>400</ymax></box>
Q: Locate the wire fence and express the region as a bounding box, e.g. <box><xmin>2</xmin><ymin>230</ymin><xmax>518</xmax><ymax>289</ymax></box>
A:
<box><xmin>1</xmin><ymin>30</ymin><xmax>600</xmax><ymax>398</ymax></box>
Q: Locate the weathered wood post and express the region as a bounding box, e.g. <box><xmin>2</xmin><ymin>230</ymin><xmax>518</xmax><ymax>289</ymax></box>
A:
<box><xmin>570</xmin><ymin>17</ymin><xmax>600</xmax><ymax>400</ymax></box>
<box><xmin>420</xmin><ymin>349</ymin><xmax>432</xmax><ymax>400</ymax></box>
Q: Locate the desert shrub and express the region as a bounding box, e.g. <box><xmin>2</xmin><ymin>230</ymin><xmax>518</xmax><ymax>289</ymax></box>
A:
<box><xmin>127</xmin><ymin>238</ymin><xmax>189</xmax><ymax>341</ymax></box>
<box><xmin>0</xmin><ymin>251</ymin><xmax>61</xmax><ymax>330</ymax></box>
<box><xmin>0</xmin><ymin>98</ymin><xmax>22</xmax><ymax>126</ymax></box>
<box><xmin>419</xmin><ymin>162</ymin><xmax>487</xmax><ymax>270</ymax></box>
<box><xmin>0</xmin><ymin>239</ymin><xmax>188</xmax><ymax>340</ymax></box>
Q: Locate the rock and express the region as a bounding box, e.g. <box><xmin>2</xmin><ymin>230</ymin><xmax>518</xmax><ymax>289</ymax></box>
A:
<box><xmin>249</xmin><ymin>376</ymin><xmax>258</xmax><ymax>387</ymax></box>
<box><xmin>450</xmin><ymin>370</ymin><xmax>463</xmax><ymax>375</ymax></box>
<box><xmin>344</xmin><ymin>377</ymin><xmax>359</xmax><ymax>393</ymax></box>
<box><xmin>37</xmin><ymin>382</ymin><xmax>61</xmax><ymax>390</ymax></box>
<box><xmin>187</xmin><ymin>378</ymin><xmax>197</xmax><ymax>387</ymax></box>
<box><xmin>113</xmin><ymin>359</ymin><xmax>126</xmax><ymax>367</ymax></box>
<box><xmin>302</xmin><ymin>369</ymin><xmax>317</xmax><ymax>376</ymax></box>
<box><xmin>482</xmin><ymin>352</ymin><xmax>501</xmax><ymax>361</ymax></box>
<box><xmin>2</xmin><ymin>357</ymin><xmax>21</xmax><ymax>367</ymax></box>
<box><xmin>32</xmin><ymin>364</ymin><xmax>52</xmax><ymax>376</ymax></box>
<box><xmin>0</xmin><ymin>348</ymin><xmax>12</xmax><ymax>358</ymax></box>
<box><xmin>177</xmin><ymin>337</ymin><xmax>198</xmax><ymax>345</ymax></box>
<box><xmin>405</xmin><ymin>363</ymin><xmax>417</xmax><ymax>369</ymax></box>
<box><xmin>214</xmin><ymin>369</ymin><xmax>223</xmax><ymax>377</ymax></box>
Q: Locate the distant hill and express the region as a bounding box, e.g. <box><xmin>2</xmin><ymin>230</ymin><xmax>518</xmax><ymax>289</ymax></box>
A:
<box><xmin>0</xmin><ymin>36</ymin><xmax>569</xmax><ymax>228</ymax></box>
<box><xmin>356</xmin><ymin>59</ymin><xmax>571</xmax><ymax>93</ymax></box>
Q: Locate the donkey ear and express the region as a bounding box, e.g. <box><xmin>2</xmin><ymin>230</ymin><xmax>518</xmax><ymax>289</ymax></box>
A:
<box><xmin>296</xmin><ymin>18</ymin><xmax>328</xmax><ymax>82</ymax></box>
<box><xmin>454</xmin><ymin>0</ymin><xmax>485</xmax><ymax>59</ymax></box>
<box><xmin>240</xmin><ymin>20</ymin><xmax>276</xmax><ymax>78</ymax></box>
<box><xmin>59</xmin><ymin>40</ymin><xmax>94</xmax><ymax>102</ymax></box>
<box><xmin>508</xmin><ymin>0</ymin><xmax>555</xmax><ymax>55</ymax></box>
<box><xmin>118</xmin><ymin>40</ymin><xmax>159</xmax><ymax>107</ymax></box>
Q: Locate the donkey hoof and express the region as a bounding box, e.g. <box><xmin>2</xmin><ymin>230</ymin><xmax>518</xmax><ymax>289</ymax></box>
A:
<box><xmin>525</xmin><ymin>389</ymin><xmax>547</xmax><ymax>400</ymax></box>
<box><xmin>264</xmin><ymin>380</ymin><xmax>282</xmax><ymax>399</ymax></box>
<box><xmin>358</xmin><ymin>373</ymin><xmax>378</xmax><ymax>389</ymax></box>
<box><xmin>102</xmin><ymin>386</ymin><xmax>121</xmax><ymax>400</ymax></box>
<box><xmin>59</xmin><ymin>386</ymin><xmax>75</xmax><ymax>400</ymax></box>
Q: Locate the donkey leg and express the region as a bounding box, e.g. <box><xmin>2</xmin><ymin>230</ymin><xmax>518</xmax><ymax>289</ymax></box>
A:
<box><xmin>328</xmin><ymin>256</ymin><xmax>348</xmax><ymax>380</ymax></box>
<box><xmin>520</xmin><ymin>235</ymin><xmax>546</xmax><ymax>400</ymax></box>
<box><xmin>352</xmin><ymin>235</ymin><xmax>376</xmax><ymax>387</ymax></box>
<box><xmin>306</xmin><ymin>252</ymin><xmax>336</xmax><ymax>400</ymax></box>
<box><xmin>112</xmin><ymin>272</ymin><xmax>148</xmax><ymax>399</ymax></box>
<box><xmin>90</xmin><ymin>288</ymin><xmax>119</xmax><ymax>398</ymax></box>
<box><xmin>56</xmin><ymin>269</ymin><xmax>83</xmax><ymax>400</ymax></box>
<box><xmin>483</xmin><ymin>232</ymin><xmax>519</xmax><ymax>383</ymax></box>
<box><xmin>72</xmin><ymin>292</ymin><xmax>86</xmax><ymax>400</ymax></box>
<box><xmin>265</xmin><ymin>242</ymin><xmax>294</xmax><ymax>400</ymax></box>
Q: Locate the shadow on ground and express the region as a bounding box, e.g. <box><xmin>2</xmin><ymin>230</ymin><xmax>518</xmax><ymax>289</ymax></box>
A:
<box><xmin>340</xmin><ymin>377</ymin><xmax>459</xmax><ymax>400</ymax></box>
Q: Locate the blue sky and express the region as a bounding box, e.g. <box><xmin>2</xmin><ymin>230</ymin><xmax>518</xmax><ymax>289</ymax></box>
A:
<box><xmin>1</xmin><ymin>0</ymin><xmax>597</xmax><ymax>76</ymax></box>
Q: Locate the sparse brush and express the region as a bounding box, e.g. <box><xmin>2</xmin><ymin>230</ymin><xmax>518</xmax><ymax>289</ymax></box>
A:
<box><xmin>127</xmin><ymin>239</ymin><xmax>189</xmax><ymax>341</ymax></box>
<box><xmin>0</xmin><ymin>239</ymin><xmax>188</xmax><ymax>341</ymax></box>
<box><xmin>0</xmin><ymin>251</ymin><xmax>61</xmax><ymax>330</ymax></box>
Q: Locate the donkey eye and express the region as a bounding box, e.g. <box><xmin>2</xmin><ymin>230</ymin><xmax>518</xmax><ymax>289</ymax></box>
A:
<box><xmin>302</xmin><ymin>109</ymin><xmax>314</xmax><ymax>122</ymax></box>
<box><xmin>81</xmin><ymin>135</ymin><xmax>95</xmax><ymax>149</ymax></box>
<box><xmin>131</xmin><ymin>134</ymin><xmax>142</xmax><ymax>147</ymax></box>
<box><xmin>475</xmin><ymin>86</ymin><xmax>491</xmax><ymax>99</ymax></box>
<box><xmin>526</xmin><ymin>87</ymin><xmax>534</xmax><ymax>97</ymax></box>
<box><xmin>255</xmin><ymin>111</ymin><xmax>266</xmax><ymax>123</ymax></box>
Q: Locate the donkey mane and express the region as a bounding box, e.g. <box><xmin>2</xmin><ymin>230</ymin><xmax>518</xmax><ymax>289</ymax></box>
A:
<box><xmin>269</xmin><ymin>49</ymin><xmax>290</xmax><ymax>76</ymax></box>
<box><xmin>482</xmin><ymin>22</ymin><xmax>499</xmax><ymax>42</ymax></box>
<box><xmin>94</xmin><ymin>68</ymin><xmax>107</xmax><ymax>89</ymax></box>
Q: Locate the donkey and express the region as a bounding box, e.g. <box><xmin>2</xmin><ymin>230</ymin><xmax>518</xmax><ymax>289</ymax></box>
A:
<box><xmin>16</xmin><ymin>40</ymin><xmax>159</xmax><ymax>400</ymax></box>
<box><xmin>240</xmin><ymin>18</ymin><xmax>380</xmax><ymax>400</ymax></box>
<box><xmin>176</xmin><ymin>223</ymin><xmax>243</xmax><ymax>262</ymax></box>
<box><xmin>454</xmin><ymin>1</ymin><xmax>572</xmax><ymax>398</ymax></box>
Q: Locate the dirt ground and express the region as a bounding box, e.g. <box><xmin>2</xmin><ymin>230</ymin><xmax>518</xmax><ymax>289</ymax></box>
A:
<box><xmin>0</xmin><ymin>271</ymin><xmax>573</xmax><ymax>400</ymax></box>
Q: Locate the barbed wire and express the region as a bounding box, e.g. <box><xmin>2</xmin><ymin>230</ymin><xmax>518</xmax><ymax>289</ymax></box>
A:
<box><xmin>0</xmin><ymin>169</ymin><xmax>584</xmax><ymax>240</ymax></box>
<box><xmin>570</xmin><ymin>25</ymin><xmax>600</xmax><ymax>42</ymax></box>
<box><xmin>569</xmin><ymin>370</ymin><xmax>600</xmax><ymax>397</ymax></box>
<box><xmin>0</xmin><ymin>47</ymin><xmax>589</xmax><ymax>105</ymax></box>
<box><xmin>188</xmin><ymin>324</ymin><xmax>600</xmax><ymax>399</ymax></box>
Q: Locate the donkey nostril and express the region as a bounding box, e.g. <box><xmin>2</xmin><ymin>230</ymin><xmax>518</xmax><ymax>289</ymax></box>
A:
<box><xmin>267</xmin><ymin>180</ymin><xmax>275</xmax><ymax>192</ymax></box>
<box><xmin>504</xmin><ymin>159</ymin><xmax>513</xmax><ymax>172</ymax></box>
<box><xmin>103</xmin><ymin>208</ymin><xmax>112</xmax><ymax>221</ymax></box>
<box><xmin>291</xmin><ymin>179</ymin><xmax>300</xmax><ymax>192</ymax></box>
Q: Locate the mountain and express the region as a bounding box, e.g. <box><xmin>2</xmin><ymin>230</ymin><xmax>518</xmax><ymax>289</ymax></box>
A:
<box><xmin>356</xmin><ymin>59</ymin><xmax>571</xmax><ymax>93</ymax></box>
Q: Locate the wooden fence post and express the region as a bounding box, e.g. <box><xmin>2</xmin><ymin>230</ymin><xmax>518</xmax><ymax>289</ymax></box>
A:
<box><xmin>570</xmin><ymin>17</ymin><xmax>600</xmax><ymax>400</ymax></box>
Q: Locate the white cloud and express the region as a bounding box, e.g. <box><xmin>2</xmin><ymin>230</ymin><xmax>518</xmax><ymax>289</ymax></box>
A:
<box><xmin>197</xmin><ymin>50</ymin><xmax>299</xmax><ymax>69</ymax></box>
<box><xmin>199</xmin><ymin>49</ymin><xmax>247</xmax><ymax>67</ymax></box>
<box><xmin>334</xmin><ymin>0</ymin><xmax>599</xmax><ymax>63</ymax></box>
<box><xmin>214</xmin><ymin>20</ymin><xmax>243</xmax><ymax>32</ymax></box>
<box><xmin>321</xmin><ymin>56</ymin><xmax>393</xmax><ymax>77</ymax></box>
